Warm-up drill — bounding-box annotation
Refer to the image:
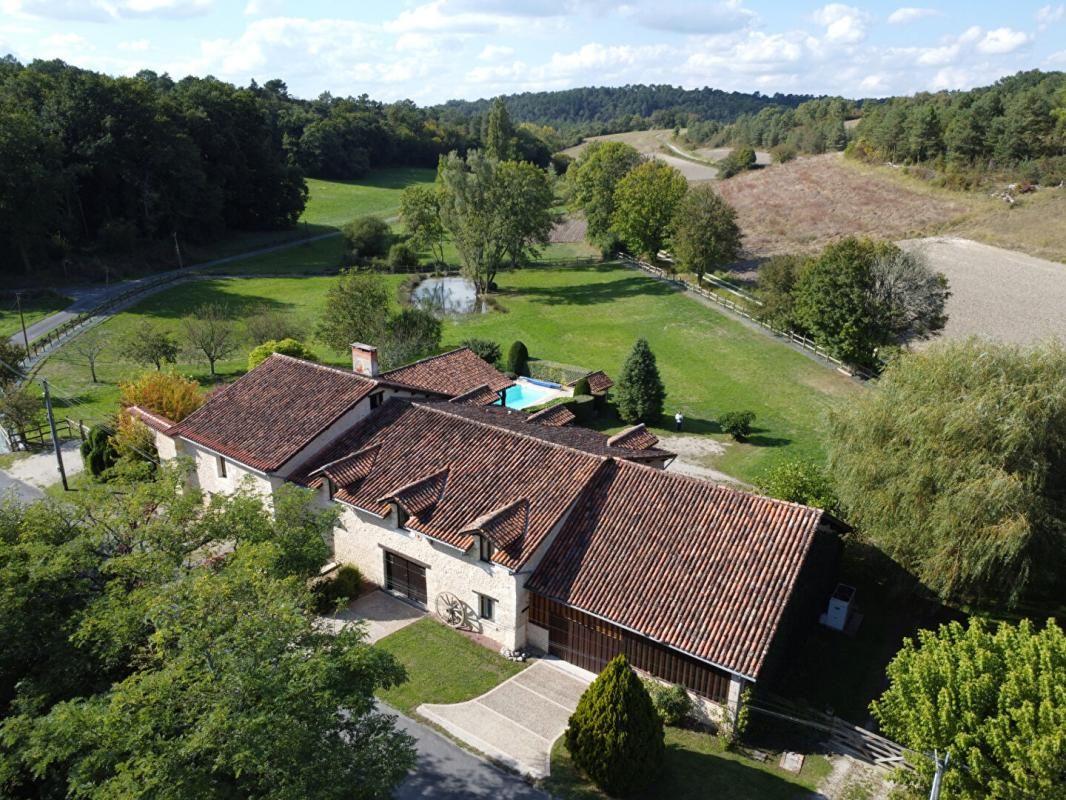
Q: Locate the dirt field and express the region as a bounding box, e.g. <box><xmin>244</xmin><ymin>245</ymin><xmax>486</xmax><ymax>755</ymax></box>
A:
<box><xmin>549</xmin><ymin>216</ymin><xmax>587</xmax><ymax>243</ymax></box>
<box><xmin>715</xmin><ymin>153</ymin><xmax>973</xmax><ymax>258</ymax></box>
<box><xmin>900</xmin><ymin>237</ymin><xmax>1066</xmax><ymax>346</ymax></box>
<box><xmin>561</xmin><ymin>129</ymin><xmax>747</xmax><ymax>182</ymax></box>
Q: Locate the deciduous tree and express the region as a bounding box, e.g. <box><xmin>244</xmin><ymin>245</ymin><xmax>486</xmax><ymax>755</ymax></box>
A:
<box><xmin>316</xmin><ymin>270</ymin><xmax>391</xmax><ymax>352</ymax></box>
<box><xmin>491</xmin><ymin>160</ymin><xmax>555</xmax><ymax>270</ymax></box>
<box><xmin>438</xmin><ymin>150</ymin><xmax>506</xmax><ymax>293</ymax></box>
<box><xmin>872</xmin><ymin>618</ymin><xmax>1066</xmax><ymax>800</ymax></box>
<box><xmin>569</xmin><ymin>141</ymin><xmax>644</xmax><ymax>247</ymax></box>
<box><xmin>611</xmin><ymin>160</ymin><xmax>688</xmax><ymax>259</ymax></box>
<box><xmin>66</xmin><ymin>329</ymin><xmax>108</xmax><ymax>383</ymax></box>
<box><xmin>399</xmin><ymin>185</ymin><xmax>446</xmax><ymax>265</ymax></box>
<box><xmin>483</xmin><ymin>96</ymin><xmax>517</xmax><ymax>161</ymax></box>
<box><xmin>669</xmin><ymin>184</ymin><xmax>742</xmax><ymax>282</ymax></box>
<box><xmin>183</xmin><ymin>304</ymin><xmax>238</xmax><ymax>377</ymax></box>
<box><xmin>121</xmin><ymin>321</ymin><xmax>179</xmax><ymax>371</ymax></box>
<box><xmin>248</xmin><ymin>338</ymin><xmax>318</xmax><ymax>370</ymax></box>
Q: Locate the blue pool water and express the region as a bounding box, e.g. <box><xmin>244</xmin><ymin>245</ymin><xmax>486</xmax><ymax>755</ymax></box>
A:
<box><xmin>499</xmin><ymin>381</ymin><xmax>557</xmax><ymax>410</ymax></box>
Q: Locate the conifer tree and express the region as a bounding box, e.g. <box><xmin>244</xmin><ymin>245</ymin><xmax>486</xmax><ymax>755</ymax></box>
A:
<box><xmin>614</xmin><ymin>338</ymin><xmax>665</xmax><ymax>425</ymax></box>
<box><xmin>565</xmin><ymin>654</ymin><xmax>665</xmax><ymax>797</ymax></box>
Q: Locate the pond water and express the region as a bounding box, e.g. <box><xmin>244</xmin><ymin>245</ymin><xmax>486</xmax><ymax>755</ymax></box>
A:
<box><xmin>411</xmin><ymin>276</ymin><xmax>488</xmax><ymax>315</ymax></box>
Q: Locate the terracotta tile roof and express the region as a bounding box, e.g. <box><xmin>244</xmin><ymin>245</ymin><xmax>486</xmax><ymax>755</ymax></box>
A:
<box><xmin>449</xmin><ymin>384</ymin><xmax>503</xmax><ymax>406</ymax></box>
<box><xmin>124</xmin><ymin>405</ymin><xmax>176</xmax><ymax>433</ymax></box>
<box><xmin>525</xmin><ymin>405</ymin><xmax>577</xmax><ymax>427</ymax></box>
<box><xmin>430</xmin><ymin>402</ymin><xmax>673</xmax><ymax>462</ymax></box>
<box><xmin>607</xmin><ymin>424</ymin><xmax>659</xmax><ymax>450</ymax></box>
<box><xmin>291</xmin><ymin>400</ymin><xmax>606</xmax><ymax>569</ymax></box>
<box><xmin>167</xmin><ymin>355</ymin><xmax>377</xmax><ymax>472</ymax></box>
<box><xmin>526</xmin><ymin>459</ymin><xmax>827</xmax><ymax>680</ymax></box>
<box><xmin>382</xmin><ymin>348</ymin><xmax>513</xmax><ymax>398</ymax></box>
<box><xmin>569</xmin><ymin>370</ymin><xmax>613</xmax><ymax>394</ymax></box>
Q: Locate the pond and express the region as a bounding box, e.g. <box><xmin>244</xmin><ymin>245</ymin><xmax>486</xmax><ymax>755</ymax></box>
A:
<box><xmin>411</xmin><ymin>276</ymin><xmax>489</xmax><ymax>315</ymax></box>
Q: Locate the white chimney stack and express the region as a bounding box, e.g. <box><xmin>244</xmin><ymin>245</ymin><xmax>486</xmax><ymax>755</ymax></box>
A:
<box><xmin>351</xmin><ymin>343</ymin><xmax>379</xmax><ymax>377</ymax></box>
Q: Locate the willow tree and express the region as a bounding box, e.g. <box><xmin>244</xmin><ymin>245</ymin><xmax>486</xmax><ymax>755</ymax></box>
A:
<box><xmin>828</xmin><ymin>339</ymin><xmax>1066</xmax><ymax>606</ymax></box>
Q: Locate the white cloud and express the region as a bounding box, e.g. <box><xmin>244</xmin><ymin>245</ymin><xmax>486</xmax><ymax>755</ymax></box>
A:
<box><xmin>860</xmin><ymin>73</ymin><xmax>889</xmax><ymax>92</ymax></box>
<box><xmin>245</xmin><ymin>0</ymin><xmax>283</xmax><ymax>15</ymax></box>
<box><xmin>887</xmin><ymin>7</ymin><xmax>940</xmax><ymax>25</ymax></box>
<box><xmin>118</xmin><ymin>38</ymin><xmax>151</xmax><ymax>51</ymax></box>
<box><xmin>1046</xmin><ymin>49</ymin><xmax>1066</xmax><ymax>64</ymax></box>
<box><xmin>916</xmin><ymin>43</ymin><xmax>959</xmax><ymax>66</ymax></box>
<box><xmin>976</xmin><ymin>27</ymin><xmax>1031</xmax><ymax>55</ymax></box>
<box><xmin>1036</xmin><ymin>5</ymin><xmax>1065</xmax><ymax>25</ymax></box>
<box><xmin>637</xmin><ymin>1</ymin><xmax>756</xmax><ymax>35</ymax></box>
<box><xmin>812</xmin><ymin>4</ymin><xmax>866</xmax><ymax>45</ymax></box>
<box><xmin>2</xmin><ymin>0</ymin><xmax>212</xmax><ymax>21</ymax></box>
<box><xmin>478</xmin><ymin>44</ymin><xmax>514</xmax><ymax>60</ymax></box>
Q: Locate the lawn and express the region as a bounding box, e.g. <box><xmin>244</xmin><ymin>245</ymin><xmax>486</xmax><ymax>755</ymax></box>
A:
<box><xmin>447</xmin><ymin>259</ymin><xmax>860</xmax><ymax>482</ymax></box>
<box><xmin>373</xmin><ymin>618</ymin><xmax>527</xmax><ymax>714</ymax></box>
<box><xmin>1</xmin><ymin>291</ymin><xmax>72</xmax><ymax>341</ymax></box>
<box><xmin>546</xmin><ymin>727</ymin><xmax>831</xmax><ymax>800</ymax></box>
<box><xmin>302</xmin><ymin>167</ymin><xmax>436</xmax><ymax>228</ymax></box>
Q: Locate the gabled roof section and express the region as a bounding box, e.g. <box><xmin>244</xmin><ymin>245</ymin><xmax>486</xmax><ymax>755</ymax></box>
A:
<box><xmin>310</xmin><ymin>444</ymin><xmax>380</xmax><ymax>488</ymax></box>
<box><xmin>167</xmin><ymin>354</ymin><xmax>377</xmax><ymax>473</ymax></box>
<box><xmin>570</xmin><ymin>370</ymin><xmax>613</xmax><ymax>394</ymax></box>
<box><xmin>379</xmin><ymin>468</ymin><xmax>450</xmax><ymax>516</ymax></box>
<box><xmin>607</xmin><ymin>424</ymin><xmax>659</xmax><ymax>450</ymax></box>
<box><xmin>381</xmin><ymin>347</ymin><xmax>514</xmax><ymax>398</ymax></box>
<box><xmin>525</xmin><ymin>404</ymin><xmax>576</xmax><ymax>427</ymax></box>
<box><xmin>124</xmin><ymin>405</ymin><xmax>176</xmax><ymax>433</ymax></box>
<box><xmin>289</xmin><ymin>399</ymin><xmax>606</xmax><ymax>569</ymax></box>
<box><xmin>527</xmin><ymin>459</ymin><xmax>827</xmax><ymax>681</ymax></box>
<box><xmin>449</xmin><ymin>383</ymin><xmax>502</xmax><ymax>407</ymax></box>
<box><xmin>461</xmin><ymin>498</ymin><xmax>530</xmax><ymax>560</ymax></box>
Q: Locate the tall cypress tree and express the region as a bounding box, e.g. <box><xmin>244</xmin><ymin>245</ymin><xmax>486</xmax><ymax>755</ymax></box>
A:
<box><xmin>484</xmin><ymin>97</ymin><xmax>517</xmax><ymax>161</ymax></box>
<box><xmin>614</xmin><ymin>338</ymin><xmax>666</xmax><ymax>425</ymax></box>
<box><xmin>565</xmin><ymin>654</ymin><xmax>665</xmax><ymax>797</ymax></box>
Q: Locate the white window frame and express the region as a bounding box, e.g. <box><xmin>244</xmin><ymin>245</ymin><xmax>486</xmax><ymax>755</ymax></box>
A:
<box><xmin>476</xmin><ymin>593</ymin><xmax>496</xmax><ymax>621</ymax></box>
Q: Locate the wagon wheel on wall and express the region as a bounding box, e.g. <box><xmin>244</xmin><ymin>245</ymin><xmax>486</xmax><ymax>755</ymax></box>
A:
<box><xmin>435</xmin><ymin>592</ymin><xmax>465</xmax><ymax>628</ymax></box>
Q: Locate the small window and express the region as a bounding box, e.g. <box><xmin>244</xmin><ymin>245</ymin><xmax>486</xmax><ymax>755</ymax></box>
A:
<box><xmin>479</xmin><ymin>536</ymin><xmax>494</xmax><ymax>563</ymax></box>
<box><xmin>216</xmin><ymin>455</ymin><xmax>227</xmax><ymax>478</ymax></box>
<box><xmin>478</xmin><ymin>594</ymin><xmax>496</xmax><ymax>621</ymax></box>
<box><xmin>370</xmin><ymin>392</ymin><xmax>384</xmax><ymax>410</ymax></box>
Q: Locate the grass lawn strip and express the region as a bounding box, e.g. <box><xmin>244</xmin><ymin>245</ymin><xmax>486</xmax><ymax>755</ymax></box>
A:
<box><xmin>546</xmin><ymin>728</ymin><xmax>831</xmax><ymax>800</ymax></box>
<box><xmin>301</xmin><ymin>167</ymin><xmax>436</xmax><ymax>228</ymax></box>
<box><xmin>373</xmin><ymin>618</ymin><xmax>527</xmax><ymax>715</ymax></box>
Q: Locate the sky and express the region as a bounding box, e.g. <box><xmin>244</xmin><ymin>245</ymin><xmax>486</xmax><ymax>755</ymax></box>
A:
<box><xmin>0</xmin><ymin>1</ymin><xmax>1064</xmax><ymax>104</ymax></box>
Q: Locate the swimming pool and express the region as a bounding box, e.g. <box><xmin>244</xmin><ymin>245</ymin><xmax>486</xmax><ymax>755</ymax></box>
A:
<box><xmin>498</xmin><ymin>380</ymin><xmax>558</xmax><ymax>410</ymax></box>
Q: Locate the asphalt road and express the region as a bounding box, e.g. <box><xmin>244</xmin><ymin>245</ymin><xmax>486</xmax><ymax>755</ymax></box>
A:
<box><xmin>386</xmin><ymin>705</ymin><xmax>550</xmax><ymax>800</ymax></box>
<box><xmin>0</xmin><ymin>471</ymin><xmax>43</xmax><ymax>503</ymax></box>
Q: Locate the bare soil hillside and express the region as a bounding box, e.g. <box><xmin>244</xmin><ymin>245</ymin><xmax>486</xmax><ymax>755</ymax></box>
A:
<box><xmin>715</xmin><ymin>153</ymin><xmax>972</xmax><ymax>258</ymax></box>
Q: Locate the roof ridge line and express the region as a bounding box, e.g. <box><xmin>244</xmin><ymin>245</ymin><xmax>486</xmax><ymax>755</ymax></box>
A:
<box><xmin>380</xmin><ymin>346</ymin><xmax>470</xmax><ymax>376</ymax></box>
<box><xmin>308</xmin><ymin>442</ymin><xmax>380</xmax><ymax>477</ymax></box>
<box><xmin>269</xmin><ymin>352</ymin><xmax>378</xmax><ymax>384</ymax></box>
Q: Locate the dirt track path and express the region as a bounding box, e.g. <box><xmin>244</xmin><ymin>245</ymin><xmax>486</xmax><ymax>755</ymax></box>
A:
<box><xmin>899</xmin><ymin>236</ymin><xmax>1066</xmax><ymax>346</ymax></box>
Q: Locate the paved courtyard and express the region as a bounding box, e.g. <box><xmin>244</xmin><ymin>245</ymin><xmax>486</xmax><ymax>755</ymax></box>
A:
<box><xmin>320</xmin><ymin>589</ymin><xmax>425</xmax><ymax>643</ymax></box>
<box><xmin>419</xmin><ymin>659</ymin><xmax>592</xmax><ymax>778</ymax></box>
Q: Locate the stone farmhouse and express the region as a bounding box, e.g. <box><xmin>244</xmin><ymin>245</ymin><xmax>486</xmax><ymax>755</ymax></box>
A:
<box><xmin>131</xmin><ymin>344</ymin><xmax>843</xmax><ymax>721</ymax></box>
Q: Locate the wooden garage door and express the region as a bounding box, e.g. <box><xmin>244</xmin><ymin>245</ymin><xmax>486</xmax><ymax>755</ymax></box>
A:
<box><xmin>384</xmin><ymin>551</ymin><xmax>427</xmax><ymax>606</ymax></box>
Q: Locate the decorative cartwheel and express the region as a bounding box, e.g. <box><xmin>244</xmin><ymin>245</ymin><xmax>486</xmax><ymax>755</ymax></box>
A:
<box><xmin>435</xmin><ymin>592</ymin><xmax>465</xmax><ymax>628</ymax></box>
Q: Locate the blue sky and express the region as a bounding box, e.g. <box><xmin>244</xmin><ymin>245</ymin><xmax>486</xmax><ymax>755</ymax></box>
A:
<box><xmin>1</xmin><ymin>1</ymin><xmax>1063</xmax><ymax>103</ymax></box>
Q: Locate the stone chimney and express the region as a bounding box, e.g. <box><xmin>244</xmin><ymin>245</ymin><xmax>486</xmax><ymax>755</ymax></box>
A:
<box><xmin>351</xmin><ymin>343</ymin><xmax>379</xmax><ymax>377</ymax></box>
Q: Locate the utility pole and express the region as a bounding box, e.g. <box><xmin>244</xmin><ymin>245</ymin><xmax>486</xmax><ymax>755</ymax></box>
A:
<box><xmin>929</xmin><ymin>750</ymin><xmax>949</xmax><ymax>800</ymax></box>
<box><xmin>14</xmin><ymin>291</ymin><xmax>30</xmax><ymax>353</ymax></box>
<box><xmin>42</xmin><ymin>380</ymin><xmax>68</xmax><ymax>492</ymax></box>
<box><xmin>173</xmin><ymin>231</ymin><xmax>184</xmax><ymax>269</ymax></box>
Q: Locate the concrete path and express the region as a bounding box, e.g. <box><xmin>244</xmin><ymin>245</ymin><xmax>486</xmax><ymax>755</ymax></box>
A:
<box><xmin>419</xmin><ymin>659</ymin><xmax>591</xmax><ymax>779</ymax></box>
<box><xmin>384</xmin><ymin>702</ymin><xmax>549</xmax><ymax>800</ymax></box>
<box><xmin>320</xmin><ymin>589</ymin><xmax>425</xmax><ymax>643</ymax></box>
<box><xmin>0</xmin><ymin>442</ymin><xmax>84</xmax><ymax>501</ymax></box>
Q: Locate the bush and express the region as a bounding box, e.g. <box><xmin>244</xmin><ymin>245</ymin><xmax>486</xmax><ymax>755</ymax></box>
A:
<box><xmin>565</xmin><ymin>654</ymin><xmax>664</xmax><ymax>796</ymax></box>
<box><xmin>81</xmin><ymin>425</ymin><xmax>117</xmax><ymax>478</ymax></box>
<box><xmin>119</xmin><ymin>372</ymin><xmax>203</xmax><ymax>423</ymax></box>
<box><xmin>757</xmin><ymin>458</ymin><xmax>839</xmax><ymax>514</ymax></box>
<box><xmin>572</xmin><ymin>376</ymin><xmax>591</xmax><ymax>397</ymax></box>
<box><xmin>642</xmin><ymin>679</ymin><xmax>693</xmax><ymax>726</ymax></box>
<box><xmin>113</xmin><ymin>412</ymin><xmax>158</xmax><ymax>467</ymax></box>
<box><xmin>342</xmin><ymin>216</ymin><xmax>392</xmax><ymax>262</ymax></box>
<box><xmin>720</xmin><ymin>410</ymin><xmax>755</xmax><ymax>440</ymax></box>
<box><xmin>770</xmin><ymin>143</ymin><xmax>798</xmax><ymax>164</ymax></box>
<box><xmin>244</xmin><ymin>304</ymin><xmax>298</xmax><ymax>346</ymax></box>
<box><xmin>506</xmin><ymin>340</ymin><xmax>529</xmax><ymax>376</ymax></box>
<box><xmin>248</xmin><ymin>338</ymin><xmax>319</xmax><ymax>371</ymax></box>
<box><xmin>717</xmin><ymin>145</ymin><xmax>757</xmax><ymax>179</ymax></box>
<box><xmin>387</xmin><ymin>241</ymin><xmax>419</xmax><ymax>270</ymax></box>
<box><xmin>314</xmin><ymin>565</ymin><xmax>363</xmax><ymax>613</ymax></box>
<box><xmin>462</xmin><ymin>338</ymin><xmax>502</xmax><ymax>366</ymax></box>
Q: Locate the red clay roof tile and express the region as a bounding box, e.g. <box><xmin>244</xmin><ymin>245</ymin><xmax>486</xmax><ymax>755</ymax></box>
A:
<box><xmin>525</xmin><ymin>405</ymin><xmax>577</xmax><ymax>427</ymax></box>
<box><xmin>382</xmin><ymin>348</ymin><xmax>513</xmax><ymax>398</ymax></box>
<box><xmin>607</xmin><ymin>424</ymin><xmax>659</xmax><ymax>450</ymax></box>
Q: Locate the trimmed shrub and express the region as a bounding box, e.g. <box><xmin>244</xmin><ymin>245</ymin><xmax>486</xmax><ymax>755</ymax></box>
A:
<box><xmin>572</xmin><ymin>376</ymin><xmax>591</xmax><ymax>397</ymax></box>
<box><xmin>387</xmin><ymin>241</ymin><xmax>419</xmax><ymax>270</ymax></box>
<box><xmin>314</xmin><ymin>565</ymin><xmax>364</xmax><ymax>613</ymax></box>
<box><xmin>720</xmin><ymin>410</ymin><xmax>756</xmax><ymax>440</ymax></box>
<box><xmin>615</xmin><ymin>338</ymin><xmax>665</xmax><ymax>425</ymax></box>
<box><xmin>119</xmin><ymin>372</ymin><xmax>203</xmax><ymax>423</ymax></box>
<box><xmin>565</xmin><ymin>654</ymin><xmax>664</xmax><ymax>796</ymax></box>
<box><xmin>506</xmin><ymin>340</ymin><xmax>529</xmax><ymax>376</ymax></box>
<box><xmin>248</xmin><ymin>338</ymin><xmax>319</xmax><ymax>371</ymax></box>
<box><xmin>462</xmin><ymin>338</ymin><xmax>502</xmax><ymax>366</ymax></box>
<box><xmin>642</xmin><ymin>679</ymin><xmax>693</xmax><ymax>726</ymax></box>
<box><xmin>81</xmin><ymin>425</ymin><xmax>117</xmax><ymax>478</ymax></box>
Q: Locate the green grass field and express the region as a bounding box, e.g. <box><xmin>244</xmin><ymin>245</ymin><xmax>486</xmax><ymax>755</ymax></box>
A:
<box><xmin>374</xmin><ymin>618</ymin><xmax>527</xmax><ymax>714</ymax></box>
<box><xmin>301</xmin><ymin>167</ymin><xmax>436</xmax><ymax>228</ymax></box>
<box><xmin>448</xmin><ymin>260</ymin><xmax>859</xmax><ymax>482</ymax></box>
<box><xmin>547</xmin><ymin>728</ymin><xmax>831</xmax><ymax>800</ymax></box>
<box><xmin>1</xmin><ymin>291</ymin><xmax>72</xmax><ymax>341</ymax></box>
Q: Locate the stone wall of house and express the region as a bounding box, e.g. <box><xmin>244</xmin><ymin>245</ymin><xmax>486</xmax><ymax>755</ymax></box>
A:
<box><xmin>331</xmin><ymin>501</ymin><xmax>524</xmax><ymax>650</ymax></box>
<box><xmin>184</xmin><ymin>441</ymin><xmax>277</xmax><ymax>502</ymax></box>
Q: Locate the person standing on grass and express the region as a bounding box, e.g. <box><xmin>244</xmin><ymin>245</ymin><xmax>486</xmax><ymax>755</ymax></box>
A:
<box><xmin>675</xmin><ymin>411</ymin><xmax>684</xmax><ymax>432</ymax></box>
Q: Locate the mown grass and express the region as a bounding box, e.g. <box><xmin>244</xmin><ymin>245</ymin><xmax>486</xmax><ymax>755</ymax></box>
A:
<box><xmin>374</xmin><ymin>618</ymin><xmax>527</xmax><ymax>714</ymax></box>
<box><xmin>302</xmin><ymin>167</ymin><xmax>436</xmax><ymax>228</ymax></box>
<box><xmin>0</xmin><ymin>291</ymin><xmax>72</xmax><ymax>340</ymax></box>
<box><xmin>448</xmin><ymin>260</ymin><xmax>859</xmax><ymax>482</ymax></box>
<box><xmin>546</xmin><ymin>728</ymin><xmax>831</xmax><ymax>800</ymax></box>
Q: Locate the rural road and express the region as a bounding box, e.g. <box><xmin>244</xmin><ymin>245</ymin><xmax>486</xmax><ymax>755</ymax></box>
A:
<box><xmin>9</xmin><ymin>231</ymin><xmax>341</xmax><ymax>347</ymax></box>
<box><xmin>385</xmin><ymin>704</ymin><xmax>549</xmax><ymax>800</ymax></box>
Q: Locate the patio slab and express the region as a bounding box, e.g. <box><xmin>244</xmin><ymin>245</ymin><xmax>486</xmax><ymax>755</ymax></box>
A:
<box><xmin>418</xmin><ymin>659</ymin><xmax>591</xmax><ymax>778</ymax></box>
<box><xmin>320</xmin><ymin>588</ymin><xmax>425</xmax><ymax>643</ymax></box>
